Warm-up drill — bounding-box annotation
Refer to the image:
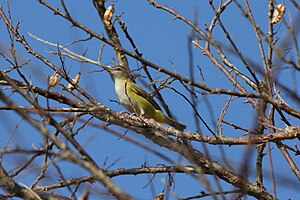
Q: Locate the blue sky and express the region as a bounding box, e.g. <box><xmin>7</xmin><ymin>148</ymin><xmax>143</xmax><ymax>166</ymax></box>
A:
<box><xmin>0</xmin><ymin>0</ymin><xmax>300</xmax><ymax>199</ymax></box>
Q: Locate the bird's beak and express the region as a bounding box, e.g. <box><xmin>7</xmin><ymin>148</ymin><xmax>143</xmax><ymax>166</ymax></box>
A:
<box><xmin>102</xmin><ymin>65</ymin><xmax>112</xmax><ymax>72</ymax></box>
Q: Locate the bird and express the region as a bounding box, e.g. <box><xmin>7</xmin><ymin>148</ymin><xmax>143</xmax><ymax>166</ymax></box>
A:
<box><xmin>105</xmin><ymin>65</ymin><xmax>186</xmax><ymax>131</ymax></box>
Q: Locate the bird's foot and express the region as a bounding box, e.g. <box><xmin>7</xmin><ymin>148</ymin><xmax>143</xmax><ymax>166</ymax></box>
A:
<box><xmin>128</xmin><ymin>113</ymin><xmax>147</xmax><ymax>124</ymax></box>
<box><xmin>119</xmin><ymin>110</ymin><xmax>130</xmax><ymax>115</ymax></box>
<box><xmin>120</xmin><ymin>112</ymin><xmax>139</xmax><ymax>120</ymax></box>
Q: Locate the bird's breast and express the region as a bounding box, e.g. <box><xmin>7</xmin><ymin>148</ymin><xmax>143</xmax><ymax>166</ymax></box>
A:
<box><xmin>114</xmin><ymin>80</ymin><xmax>134</xmax><ymax>112</ymax></box>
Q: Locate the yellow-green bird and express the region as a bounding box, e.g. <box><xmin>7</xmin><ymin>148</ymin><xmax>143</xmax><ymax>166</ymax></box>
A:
<box><xmin>106</xmin><ymin>65</ymin><xmax>186</xmax><ymax>131</ymax></box>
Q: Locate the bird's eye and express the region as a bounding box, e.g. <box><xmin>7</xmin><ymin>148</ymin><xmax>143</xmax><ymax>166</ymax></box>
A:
<box><xmin>116</xmin><ymin>67</ymin><xmax>124</xmax><ymax>71</ymax></box>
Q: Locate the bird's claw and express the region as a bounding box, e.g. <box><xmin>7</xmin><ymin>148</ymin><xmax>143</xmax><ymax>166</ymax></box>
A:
<box><xmin>119</xmin><ymin>111</ymin><xmax>130</xmax><ymax>115</ymax></box>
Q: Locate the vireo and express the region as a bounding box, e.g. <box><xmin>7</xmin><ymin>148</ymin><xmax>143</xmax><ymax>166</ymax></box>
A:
<box><xmin>106</xmin><ymin>66</ymin><xmax>186</xmax><ymax>131</ymax></box>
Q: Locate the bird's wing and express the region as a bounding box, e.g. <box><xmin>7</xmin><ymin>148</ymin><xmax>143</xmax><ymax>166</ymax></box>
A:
<box><xmin>130</xmin><ymin>82</ymin><xmax>162</xmax><ymax>111</ymax></box>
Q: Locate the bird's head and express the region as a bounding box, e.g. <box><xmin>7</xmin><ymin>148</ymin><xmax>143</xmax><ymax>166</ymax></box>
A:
<box><xmin>105</xmin><ymin>65</ymin><xmax>130</xmax><ymax>81</ymax></box>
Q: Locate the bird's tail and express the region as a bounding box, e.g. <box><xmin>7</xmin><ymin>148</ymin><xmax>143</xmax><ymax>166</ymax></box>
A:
<box><xmin>165</xmin><ymin>117</ymin><xmax>186</xmax><ymax>131</ymax></box>
<box><xmin>154</xmin><ymin>110</ymin><xmax>186</xmax><ymax>131</ymax></box>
